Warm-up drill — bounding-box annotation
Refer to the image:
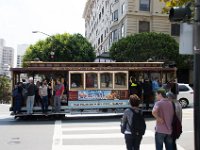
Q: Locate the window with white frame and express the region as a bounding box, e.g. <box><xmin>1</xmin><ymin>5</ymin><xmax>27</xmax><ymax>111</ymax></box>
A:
<box><xmin>70</xmin><ymin>73</ymin><xmax>84</xmax><ymax>89</ymax></box>
<box><xmin>86</xmin><ymin>73</ymin><xmax>98</xmax><ymax>88</ymax></box>
<box><xmin>101</xmin><ymin>34</ymin><xmax>103</xmax><ymax>43</ymax></box>
<box><xmin>100</xmin><ymin>72</ymin><xmax>113</xmax><ymax>88</ymax></box>
<box><xmin>112</xmin><ymin>29</ymin><xmax>118</xmax><ymax>41</ymax></box>
<box><xmin>121</xmin><ymin>24</ymin><xmax>125</xmax><ymax>37</ymax></box>
<box><xmin>115</xmin><ymin>72</ymin><xmax>127</xmax><ymax>88</ymax></box>
<box><xmin>121</xmin><ymin>3</ymin><xmax>125</xmax><ymax>14</ymax></box>
<box><xmin>113</xmin><ymin>10</ymin><xmax>118</xmax><ymax>21</ymax></box>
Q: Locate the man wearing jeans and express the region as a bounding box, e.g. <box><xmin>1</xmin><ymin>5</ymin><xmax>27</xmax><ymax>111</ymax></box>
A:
<box><xmin>152</xmin><ymin>88</ymin><xmax>174</xmax><ymax>150</ymax></box>
<box><xmin>26</xmin><ymin>77</ymin><xmax>35</xmax><ymax>115</ymax></box>
<box><xmin>39</xmin><ymin>80</ymin><xmax>48</xmax><ymax>114</ymax></box>
<box><xmin>54</xmin><ymin>79</ymin><xmax>64</xmax><ymax>113</ymax></box>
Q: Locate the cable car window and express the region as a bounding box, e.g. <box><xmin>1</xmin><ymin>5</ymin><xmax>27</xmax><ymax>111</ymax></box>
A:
<box><xmin>115</xmin><ymin>72</ymin><xmax>127</xmax><ymax>88</ymax></box>
<box><xmin>100</xmin><ymin>73</ymin><xmax>113</xmax><ymax>88</ymax></box>
<box><xmin>86</xmin><ymin>73</ymin><xmax>98</xmax><ymax>88</ymax></box>
<box><xmin>70</xmin><ymin>73</ymin><xmax>83</xmax><ymax>89</ymax></box>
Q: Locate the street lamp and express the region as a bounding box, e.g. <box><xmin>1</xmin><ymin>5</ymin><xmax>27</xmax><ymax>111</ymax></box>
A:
<box><xmin>32</xmin><ymin>31</ymin><xmax>55</xmax><ymax>61</ymax></box>
<box><xmin>32</xmin><ymin>31</ymin><xmax>51</xmax><ymax>37</ymax></box>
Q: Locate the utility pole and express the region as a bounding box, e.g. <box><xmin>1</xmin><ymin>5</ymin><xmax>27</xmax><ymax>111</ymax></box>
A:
<box><xmin>169</xmin><ymin>2</ymin><xmax>200</xmax><ymax>149</ymax></box>
<box><xmin>169</xmin><ymin>1</ymin><xmax>200</xmax><ymax>149</ymax></box>
<box><xmin>193</xmin><ymin>0</ymin><xmax>200</xmax><ymax>149</ymax></box>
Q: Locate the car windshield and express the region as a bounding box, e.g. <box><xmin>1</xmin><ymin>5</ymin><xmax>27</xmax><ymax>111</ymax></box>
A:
<box><xmin>178</xmin><ymin>85</ymin><xmax>190</xmax><ymax>92</ymax></box>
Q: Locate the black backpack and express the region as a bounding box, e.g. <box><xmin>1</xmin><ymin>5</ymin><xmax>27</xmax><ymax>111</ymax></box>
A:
<box><xmin>128</xmin><ymin>108</ymin><xmax>146</xmax><ymax>136</ymax></box>
<box><xmin>171</xmin><ymin>102</ymin><xmax>182</xmax><ymax>139</ymax></box>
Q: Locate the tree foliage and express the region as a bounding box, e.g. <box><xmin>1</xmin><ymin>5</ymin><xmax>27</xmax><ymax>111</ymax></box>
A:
<box><xmin>23</xmin><ymin>33</ymin><xmax>95</xmax><ymax>64</ymax></box>
<box><xmin>0</xmin><ymin>76</ymin><xmax>11</xmax><ymax>103</ymax></box>
<box><xmin>160</xmin><ymin>0</ymin><xmax>193</xmax><ymax>12</ymax></box>
<box><xmin>109</xmin><ymin>32</ymin><xmax>191</xmax><ymax>68</ymax></box>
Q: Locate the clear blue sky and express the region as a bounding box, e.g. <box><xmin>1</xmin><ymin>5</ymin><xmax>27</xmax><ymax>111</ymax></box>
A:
<box><xmin>0</xmin><ymin>0</ymin><xmax>86</xmax><ymax>49</ymax></box>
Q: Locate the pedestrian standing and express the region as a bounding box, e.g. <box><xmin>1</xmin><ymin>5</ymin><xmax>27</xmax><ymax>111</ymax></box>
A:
<box><xmin>121</xmin><ymin>94</ymin><xmax>146</xmax><ymax>150</ymax></box>
<box><xmin>152</xmin><ymin>88</ymin><xmax>174</xmax><ymax>150</ymax></box>
<box><xmin>54</xmin><ymin>79</ymin><xmax>64</xmax><ymax>113</ymax></box>
<box><xmin>167</xmin><ymin>92</ymin><xmax>182</xmax><ymax>150</ymax></box>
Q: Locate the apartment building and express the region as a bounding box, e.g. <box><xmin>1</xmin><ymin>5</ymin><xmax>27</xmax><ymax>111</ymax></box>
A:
<box><xmin>83</xmin><ymin>0</ymin><xmax>179</xmax><ymax>56</ymax></box>
<box><xmin>16</xmin><ymin>44</ymin><xmax>29</xmax><ymax>68</ymax></box>
<box><xmin>0</xmin><ymin>39</ymin><xmax>15</xmax><ymax>77</ymax></box>
<box><xmin>0</xmin><ymin>39</ymin><xmax>4</xmax><ymax>75</ymax></box>
<box><xmin>2</xmin><ymin>46</ymin><xmax>14</xmax><ymax>77</ymax></box>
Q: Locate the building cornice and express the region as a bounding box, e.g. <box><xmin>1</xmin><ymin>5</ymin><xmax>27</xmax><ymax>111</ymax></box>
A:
<box><xmin>82</xmin><ymin>0</ymin><xmax>94</xmax><ymax>19</ymax></box>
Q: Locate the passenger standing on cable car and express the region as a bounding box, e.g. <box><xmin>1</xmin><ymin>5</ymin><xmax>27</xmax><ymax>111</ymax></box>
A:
<box><xmin>12</xmin><ymin>82</ymin><xmax>23</xmax><ymax>114</ymax></box>
<box><xmin>47</xmin><ymin>82</ymin><xmax>53</xmax><ymax>106</ymax></box>
<box><xmin>26</xmin><ymin>77</ymin><xmax>36</xmax><ymax>115</ymax></box>
<box><xmin>39</xmin><ymin>80</ymin><xmax>48</xmax><ymax>114</ymax></box>
<box><xmin>54</xmin><ymin>79</ymin><xmax>64</xmax><ymax>113</ymax></box>
<box><xmin>129</xmin><ymin>76</ymin><xmax>142</xmax><ymax>99</ymax></box>
<box><xmin>143</xmin><ymin>78</ymin><xmax>153</xmax><ymax>110</ymax></box>
<box><xmin>35</xmin><ymin>81</ymin><xmax>41</xmax><ymax>106</ymax></box>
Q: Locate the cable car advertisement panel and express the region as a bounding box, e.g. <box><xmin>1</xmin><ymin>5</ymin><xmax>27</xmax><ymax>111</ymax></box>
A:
<box><xmin>78</xmin><ymin>90</ymin><xmax>128</xmax><ymax>100</ymax></box>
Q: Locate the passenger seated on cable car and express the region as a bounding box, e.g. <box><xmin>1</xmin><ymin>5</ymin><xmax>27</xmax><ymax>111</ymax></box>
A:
<box><xmin>86</xmin><ymin>79</ymin><xmax>94</xmax><ymax>88</ymax></box>
<box><xmin>71</xmin><ymin>82</ymin><xmax>77</xmax><ymax>88</ymax></box>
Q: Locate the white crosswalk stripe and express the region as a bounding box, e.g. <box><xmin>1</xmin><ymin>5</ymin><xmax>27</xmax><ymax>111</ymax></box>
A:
<box><xmin>0</xmin><ymin>114</ymin><xmax>12</xmax><ymax>119</ymax></box>
<box><xmin>52</xmin><ymin>120</ymin><xmax>185</xmax><ymax>150</ymax></box>
<box><xmin>52</xmin><ymin>145</ymin><xmax>185</xmax><ymax>150</ymax></box>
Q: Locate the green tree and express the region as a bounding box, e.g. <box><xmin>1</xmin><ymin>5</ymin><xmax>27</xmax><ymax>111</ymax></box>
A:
<box><xmin>109</xmin><ymin>32</ymin><xmax>191</xmax><ymax>68</ymax></box>
<box><xmin>23</xmin><ymin>33</ymin><xmax>95</xmax><ymax>63</ymax></box>
<box><xmin>160</xmin><ymin>0</ymin><xmax>193</xmax><ymax>12</ymax></box>
<box><xmin>0</xmin><ymin>76</ymin><xmax>11</xmax><ymax>103</ymax></box>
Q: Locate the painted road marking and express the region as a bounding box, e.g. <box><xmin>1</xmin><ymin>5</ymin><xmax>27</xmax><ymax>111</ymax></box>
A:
<box><xmin>52</xmin><ymin>120</ymin><xmax>186</xmax><ymax>150</ymax></box>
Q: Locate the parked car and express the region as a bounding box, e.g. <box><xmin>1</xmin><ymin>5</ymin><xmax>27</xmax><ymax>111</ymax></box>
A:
<box><xmin>177</xmin><ymin>83</ymin><xmax>194</xmax><ymax>108</ymax></box>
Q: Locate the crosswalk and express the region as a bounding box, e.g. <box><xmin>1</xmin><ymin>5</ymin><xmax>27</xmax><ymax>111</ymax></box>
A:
<box><xmin>52</xmin><ymin>120</ymin><xmax>185</xmax><ymax>150</ymax></box>
<box><xmin>0</xmin><ymin>104</ymin><xmax>193</xmax><ymax>150</ymax></box>
<box><xmin>0</xmin><ymin>115</ymin><xmax>11</xmax><ymax>119</ymax></box>
<box><xmin>182</xmin><ymin>108</ymin><xmax>193</xmax><ymax>120</ymax></box>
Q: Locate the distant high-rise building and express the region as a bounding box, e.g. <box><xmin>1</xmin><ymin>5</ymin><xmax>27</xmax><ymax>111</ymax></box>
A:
<box><xmin>17</xmin><ymin>44</ymin><xmax>29</xmax><ymax>68</ymax></box>
<box><xmin>0</xmin><ymin>39</ymin><xmax>15</xmax><ymax>77</ymax></box>
<box><xmin>2</xmin><ymin>46</ymin><xmax>14</xmax><ymax>77</ymax></box>
<box><xmin>0</xmin><ymin>39</ymin><xmax>4</xmax><ymax>75</ymax></box>
<box><xmin>83</xmin><ymin>0</ymin><xmax>180</xmax><ymax>57</ymax></box>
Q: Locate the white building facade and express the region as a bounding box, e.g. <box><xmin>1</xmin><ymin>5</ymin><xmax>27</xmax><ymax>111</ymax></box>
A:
<box><xmin>16</xmin><ymin>44</ymin><xmax>29</xmax><ymax>68</ymax></box>
<box><xmin>0</xmin><ymin>39</ymin><xmax>4</xmax><ymax>75</ymax></box>
<box><xmin>2</xmin><ymin>46</ymin><xmax>14</xmax><ymax>77</ymax></box>
<box><xmin>83</xmin><ymin>0</ymin><xmax>178</xmax><ymax>57</ymax></box>
<box><xmin>0</xmin><ymin>39</ymin><xmax>14</xmax><ymax>77</ymax></box>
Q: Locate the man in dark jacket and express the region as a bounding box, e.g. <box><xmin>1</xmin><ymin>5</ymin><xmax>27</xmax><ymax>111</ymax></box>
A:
<box><xmin>12</xmin><ymin>82</ymin><xmax>23</xmax><ymax>114</ymax></box>
<box><xmin>26</xmin><ymin>77</ymin><xmax>36</xmax><ymax>114</ymax></box>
